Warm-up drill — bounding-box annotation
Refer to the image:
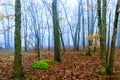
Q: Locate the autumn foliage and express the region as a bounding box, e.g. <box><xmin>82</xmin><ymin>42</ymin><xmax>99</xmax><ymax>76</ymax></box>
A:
<box><xmin>88</xmin><ymin>34</ymin><xmax>99</xmax><ymax>41</ymax></box>
<box><xmin>88</xmin><ymin>34</ymin><xmax>100</xmax><ymax>50</ymax></box>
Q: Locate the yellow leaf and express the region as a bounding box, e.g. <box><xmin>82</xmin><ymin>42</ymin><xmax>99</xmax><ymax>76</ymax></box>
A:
<box><xmin>89</xmin><ymin>46</ymin><xmax>94</xmax><ymax>50</ymax></box>
<box><xmin>92</xmin><ymin>41</ymin><xmax>98</xmax><ymax>48</ymax></box>
<box><xmin>88</xmin><ymin>34</ymin><xmax>93</xmax><ymax>41</ymax></box>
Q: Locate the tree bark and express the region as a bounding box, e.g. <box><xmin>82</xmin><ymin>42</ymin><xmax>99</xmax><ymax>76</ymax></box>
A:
<box><xmin>107</xmin><ymin>0</ymin><xmax>120</xmax><ymax>75</ymax></box>
<box><xmin>106</xmin><ymin>13</ymin><xmax>111</xmax><ymax>68</ymax></box>
<box><xmin>74</xmin><ymin>0</ymin><xmax>81</xmax><ymax>51</ymax></box>
<box><xmin>52</xmin><ymin>0</ymin><xmax>60</xmax><ymax>62</ymax></box>
<box><xmin>86</xmin><ymin>0</ymin><xmax>92</xmax><ymax>56</ymax></box>
<box><xmin>97</xmin><ymin>0</ymin><xmax>107</xmax><ymax>74</ymax></box>
<box><xmin>13</xmin><ymin>0</ymin><xmax>23</xmax><ymax>78</ymax></box>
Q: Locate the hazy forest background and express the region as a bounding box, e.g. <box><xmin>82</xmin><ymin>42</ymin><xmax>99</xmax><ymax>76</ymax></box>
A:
<box><xmin>0</xmin><ymin>0</ymin><xmax>120</xmax><ymax>79</ymax></box>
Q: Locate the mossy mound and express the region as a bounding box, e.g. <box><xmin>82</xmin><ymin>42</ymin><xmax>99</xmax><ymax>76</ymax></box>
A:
<box><xmin>40</xmin><ymin>59</ymin><xmax>52</xmax><ymax>63</ymax></box>
<box><xmin>30</xmin><ymin>61</ymin><xmax>49</xmax><ymax>70</ymax></box>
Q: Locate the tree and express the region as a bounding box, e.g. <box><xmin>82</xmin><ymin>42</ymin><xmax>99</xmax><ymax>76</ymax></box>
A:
<box><xmin>4</xmin><ymin>6</ymin><xmax>11</xmax><ymax>49</ymax></box>
<box><xmin>97</xmin><ymin>0</ymin><xmax>120</xmax><ymax>75</ymax></box>
<box><xmin>52</xmin><ymin>0</ymin><xmax>60</xmax><ymax>62</ymax></box>
<box><xmin>107</xmin><ymin>0</ymin><xmax>120</xmax><ymax>74</ymax></box>
<box><xmin>42</xmin><ymin>0</ymin><xmax>66</xmax><ymax>53</ymax></box>
<box><xmin>101</xmin><ymin>0</ymin><xmax>107</xmax><ymax>74</ymax></box>
<box><xmin>73</xmin><ymin>0</ymin><xmax>81</xmax><ymax>51</ymax></box>
<box><xmin>117</xmin><ymin>16</ymin><xmax>120</xmax><ymax>48</ymax></box>
<box><xmin>86</xmin><ymin>0</ymin><xmax>92</xmax><ymax>56</ymax></box>
<box><xmin>86</xmin><ymin>0</ymin><xmax>97</xmax><ymax>55</ymax></box>
<box><xmin>43</xmin><ymin>2</ymin><xmax>51</xmax><ymax>51</ymax></box>
<box><xmin>59</xmin><ymin>0</ymin><xmax>74</xmax><ymax>49</ymax></box>
<box><xmin>81</xmin><ymin>0</ymin><xmax>85</xmax><ymax>51</ymax></box>
<box><xmin>118</xmin><ymin>26</ymin><xmax>120</xmax><ymax>48</ymax></box>
<box><xmin>22</xmin><ymin>1</ymin><xmax>28</xmax><ymax>52</ymax></box>
<box><xmin>97</xmin><ymin>0</ymin><xmax>107</xmax><ymax>74</ymax></box>
<box><xmin>27</xmin><ymin>1</ymin><xmax>41</xmax><ymax>60</ymax></box>
<box><xmin>13</xmin><ymin>0</ymin><xmax>23</xmax><ymax>78</ymax></box>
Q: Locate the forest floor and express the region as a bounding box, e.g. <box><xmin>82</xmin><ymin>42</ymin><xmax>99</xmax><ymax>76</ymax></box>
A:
<box><xmin>0</xmin><ymin>49</ymin><xmax>120</xmax><ymax>80</ymax></box>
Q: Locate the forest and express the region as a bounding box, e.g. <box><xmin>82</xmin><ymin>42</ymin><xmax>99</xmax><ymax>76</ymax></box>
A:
<box><xmin>0</xmin><ymin>0</ymin><xmax>120</xmax><ymax>79</ymax></box>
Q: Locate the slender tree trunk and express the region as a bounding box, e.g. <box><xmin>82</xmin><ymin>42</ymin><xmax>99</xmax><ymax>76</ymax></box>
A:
<box><xmin>100</xmin><ymin>0</ymin><xmax>107</xmax><ymax>74</ymax></box>
<box><xmin>106</xmin><ymin>13</ymin><xmax>111</xmax><ymax>68</ymax></box>
<box><xmin>118</xmin><ymin>27</ymin><xmax>120</xmax><ymax>48</ymax></box>
<box><xmin>44</xmin><ymin>9</ymin><xmax>51</xmax><ymax>51</ymax></box>
<box><xmin>82</xmin><ymin>4</ymin><xmax>85</xmax><ymax>51</ymax></box>
<box><xmin>59</xmin><ymin>0</ymin><xmax>74</xmax><ymax>45</ymax></box>
<box><xmin>13</xmin><ymin>0</ymin><xmax>23</xmax><ymax>78</ymax></box>
<box><xmin>24</xmin><ymin>21</ymin><xmax>28</xmax><ymax>52</ymax></box>
<box><xmin>91</xmin><ymin>0</ymin><xmax>94</xmax><ymax>35</ymax></box>
<box><xmin>97</xmin><ymin>0</ymin><xmax>107</xmax><ymax>74</ymax></box>
<box><xmin>22</xmin><ymin>12</ymin><xmax>28</xmax><ymax>52</ymax></box>
<box><xmin>59</xmin><ymin>28</ymin><xmax>66</xmax><ymax>53</ymax></box>
<box><xmin>68</xmin><ymin>31</ymin><xmax>70</xmax><ymax>48</ymax></box>
<box><xmin>23</xmin><ymin>3</ymin><xmax>28</xmax><ymax>52</ymax></box>
<box><xmin>37</xmin><ymin>35</ymin><xmax>40</xmax><ymax>60</ymax></box>
<box><xmin>2</xmin><ymin>21</ymin><xmax>7</xmax><ymax>48</ymax></box>
<box><xmin>4</xmin><ymin>6</ymin><xmax>10</xmax><ymax>49</ymax></box>
<box><xmin>28</xmin><ymin>3</ymin><xmax>41</xmax><ymax>60</ymax></box>
<box><xmin>74</xmin><ymin>0</ymin><xmax>81</xmax><ymax>51</ymax></box>
<box><xmin>52</xmin><ymin>0</ymin><xmax>60</xmax><ymax>62</ymax></box>
<box><xmin>107</xmin><ymin>0</ymin><xmax>120</xmax><ymax>74</ymax></box>
<box><xmin>86</xmin><ymin>0</ymin><xmax>92</xmax><ymax>56</ymax></box>
<box><xmin>48</xmin><ymin>26</ymin><xmax>51</xmax><ymax>51</ymax></box>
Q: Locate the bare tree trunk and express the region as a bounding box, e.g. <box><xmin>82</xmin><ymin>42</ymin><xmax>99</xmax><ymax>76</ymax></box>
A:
<box><xmin>97</xmin><ymin>0</ymin><xmax>107</xmax><ymax>74</ymax></box>
<box><xmin>74</xmin><ymin>0</ymin><xmax>81</xmax><ymax>51</ymax></box>
<box><xmin>106</xmin><ymin>13</ymin><xmax>111</xmax><ymax>68</ymax></box>
<box><xmin>81</xmin><ymin>2</ymin><xmax>85</xmax><ymax>51</ymax></box>
<box><xmin>23</xmin><ymin>2</ymin><xmax>28</xmax><ymax>52</ymax></box>
<box><xmin>13</xmin><ymin>0</ymin><xmax>23</xmax><ymax>78</ymax></box>
<box><xmin>59</xmin><ymin>27</ymin><xmax>66</xmax><ymax>53</ymax></box>
<box><xmin>107</xmin><ymin>0</ymin><xmax>120</xmax><ymax>74</ymax></box>
<box><xmin>118</xmin><ymin>26</ymin><xmax>120</xmax><ymax>48</ymax></box>
<box><xmin>86</xmin><ymin>0</ymin><xmax>92</xmax><ymax>56</ymax></box>
<box><xmin>52</xmin><ymin>0</ymin><xmax>60</xmax><ymax>62</ymax></box>
<box><xmin>5</xmin><ymin>6</ymin><xmax>10</xmax><ymax>49</ymax></box>
<box><xmin>44</xmin><ymin>7</ymin><xmax>51</xmax><ymax>51</ymax></box>
<box><xmin>59</xmin><ymin>0</ymin><xmax>74</xmax><ymax>45</ymax></box>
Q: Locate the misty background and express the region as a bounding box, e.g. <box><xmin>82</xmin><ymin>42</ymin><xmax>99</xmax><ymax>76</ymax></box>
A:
<box><xmin>0</xmin><ymin>0</ymin><xmax>120</xmax><ymax>50</ymax></box>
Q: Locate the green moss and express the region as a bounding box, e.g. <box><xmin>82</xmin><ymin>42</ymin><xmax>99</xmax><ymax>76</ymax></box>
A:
<box><xmin>40</xmin><ymin>59</ymin><xmax>52</xmax><ymax>63</ymax></box>
<box><xmin>30</xmin><ymin>59</ymin><xmax>52</xmax><ymax>70</ymax></box>
<box><xmin>30</xmin><ymin>61</ymin><xmax>48</xmax><ymax>70</ymax></box>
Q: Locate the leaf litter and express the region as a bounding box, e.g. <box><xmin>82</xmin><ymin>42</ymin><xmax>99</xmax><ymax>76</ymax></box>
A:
<box><xmin>0</xmin><ymin>49</ymin><xmax>120</xmax><ymax>80</ymax></box>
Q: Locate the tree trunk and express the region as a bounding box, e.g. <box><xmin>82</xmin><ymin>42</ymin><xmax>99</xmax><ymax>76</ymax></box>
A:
<box><xmin>86</xmin><ymin>0</ymin><xmax>92</xmax><ymax>56</ymax></box>
<box><xmin>37</xmin><ymin>36</ymin><xmax>40</xmax><ymax>60</ymax></box>
<box><xmin>23</xmin><ymin>3</ymin><xmax>28</xmax><ymax>52</ymax></box>
<box><xmin>97</xmin><ymin>0</ymin><xmax>107</xmax><ymax>74</ymax></box>
<box><xmin>59</xmin><ymin>28</ymin><xmax>66</xmax><ymax>53</ymax></box>
<box><xmin>59</xmin><ymin>0</ymin><xmax>74</xmax><ymax>47</ymax></box>
<box><xmin>13</xmin><ymin>0</ymin><xmax>23</xmax><ymax>78</ymax></box>
<box><xmin>82</xmin><ymin>3</ymin><xmax>85</xmax><ymax>51</ymax></box>
<box><xmin>5</xmin><ymin>6</ymin><xmax>10</xmax><ymax>49</ymax></box>
<box><xmin>118</xmin><ymin>27</ymin><xmax>120</xmax><ymax>48</ymax></box>
<box><xmin>52</xmin><ymin>0</ymin><xmax>60</xmax><ymax>62</ymax></box>
<box><xmin>74</xmin><ymin>0</ymin><xmax>81</xmax><ymax>51</ymax></box>
<box><xmin>107</xmin><ymin>0</ymin><xmax>120</xmax><ymax>74</ymax></box>
<box><xmin>106</xmin><ymin>13</ymin><xmax>111</xmax><ymax>68</ymax></box>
